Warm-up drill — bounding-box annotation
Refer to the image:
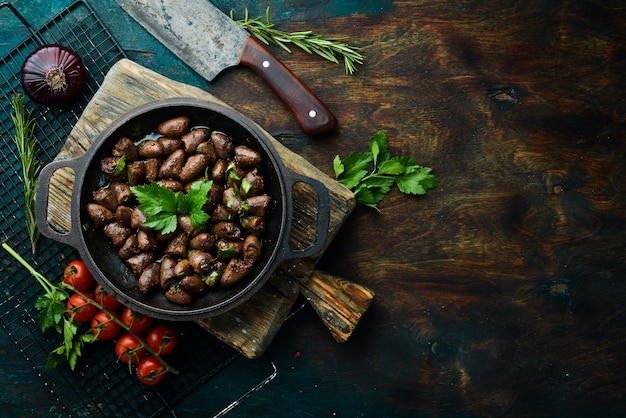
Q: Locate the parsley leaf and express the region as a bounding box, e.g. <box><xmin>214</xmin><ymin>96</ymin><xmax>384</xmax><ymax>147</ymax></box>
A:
<box><xmin>180</xmin><ymin>179</ymin><xmax>212</xmax><ymax>229</ymax></box>
<box><xmin>354</xmin><ymin>175</ymin><xmax>394</xmax><ymax>208</ymax></box>
<box><xmin>179</xmin><ymin>179</ymin><xmax>212</xmax><ymax>214</ymax></box>
<box><xmin>396</xmin><ymin>166</ymin><xmax>438</xmax><ymax>195</ymax></box>
<box><xmin>142</xmin><ymin>211</ymin><xmax>179</xmax><ymax>234</ymax></box>
<box><xmin>353</xmin><ymin>187</ymin><xmax>376</xmax><ymax>209</ymax></box>
<box><xmin>335</xmin><ymin>151</ymin><xmax>372</xmax><ymax>189</ymax></box>
<box><xmin>46</xmin><ymin>329</ymin><xmax>96</xmax><ymax>371</ymax></box>
<box><xmin>217</xmin><ymin>246</ymin><xmax>237</xmax><ymax>259</ymax></box>
<box><xmin>132</xmin><ymin>180</ymin><xmax>178</xmax><ymax>233</ymax></box>
<box><xmin>368</xmin><ymin>129</ymin><xmax>390</xmax><ymax>166</ymax></box>
<box><xmin>333</xmin><ymin>155</ymin><xmax>345</xmax><ymax>178</ymax></box>
<box><xmin>205</xmin><ymin>270</ymin><xmax>219</xmax><ymax>287</ymax></box>
<box><xmin>132</xmin><ymin>179</ymin><xmax>213</xmax><ymax>234</ymax></box>
<box><xmin>226</xmin><ymin>162</ymin><xmax>241</xmax><ymax>180</ymax></box>
<box><xmin>132</xmin><ymin>182</ymin><xmax>178</xmax><ymax>216</ymax></box>
<box><xmin>35</xmin><ymin>292</ymin><xmax>67</xmax><ymax>332</ymax></box>
<box><xmin>189</xmin><ymin>207</ymin><xmax>210</xmax><ymax>229</ymax></box>
<box><xmin>334</xmin><ymin>130</ymin><xmax>438</xmax><ymax>210</ymax></box>
<box><xmin>241</xmin><ymin>178</ymin><xmax>252</xmax><ymax>194</ymax></box>
<box><xmin>113</xmin><ymin>155</ymin><xmax>126</xmax><ymax>177</ymax></box>
<box><xmin>377</xmin><ymin>158</ymin><xmax>406</xmax><ymax>176</ymax></box>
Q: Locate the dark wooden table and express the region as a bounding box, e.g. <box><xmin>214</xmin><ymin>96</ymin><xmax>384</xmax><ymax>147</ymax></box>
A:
<box><xmin>2</xmin><ymin>0</ymin><xmax>626</xmax><ymax>416</ymax></box>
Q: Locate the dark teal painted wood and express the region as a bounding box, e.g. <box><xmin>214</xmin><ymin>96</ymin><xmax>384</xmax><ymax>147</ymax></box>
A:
<box><xmin>3</xmin><ymin>0</ymin><xmax>626</xmax><ymax>417</ymax></box>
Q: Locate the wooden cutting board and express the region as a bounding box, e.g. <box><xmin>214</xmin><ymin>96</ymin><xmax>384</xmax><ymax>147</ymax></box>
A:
<box><xmin>44</xmin><ymin>59</ymin><xmax>374</xmax><ymax>358</ymax></box>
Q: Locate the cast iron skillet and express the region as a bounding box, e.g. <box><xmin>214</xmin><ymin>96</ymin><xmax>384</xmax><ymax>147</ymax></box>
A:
<box><xmin>35</xmin><ymin>98</ymin><xmax>330</xmax><ymax>320</ymax></box>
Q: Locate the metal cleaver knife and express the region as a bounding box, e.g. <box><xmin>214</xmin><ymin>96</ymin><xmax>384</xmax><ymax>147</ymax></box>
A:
<box><xmin>114</xmin><ymin>0</ymin><xmax>337</xmax><ymax>135</ymax></box>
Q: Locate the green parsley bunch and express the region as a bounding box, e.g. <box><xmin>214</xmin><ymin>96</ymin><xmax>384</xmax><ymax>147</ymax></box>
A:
<box><xmin>333</xmin><ymin>130</ymin><xmax>439</xmax><ymax>210</ymax></box>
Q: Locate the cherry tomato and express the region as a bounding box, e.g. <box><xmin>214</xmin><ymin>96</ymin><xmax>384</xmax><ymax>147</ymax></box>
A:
<box><xmin>121</xmin><ymin>307</ymin><xmax>153</xmax><ymax>333</ymax></box>
<box><xmin>94</xmin><ymin>284</ymin><xmax>122</xmax><ymax>310</ymax></box>
<box><xmin>91</xmin><ymin>310</ymin><xmax>121</xmax><ymax>341</ymax></box>
<box><xmin>115</xmin><ymin>332</ymin><xmax>147</xmax><ymax>365</ymax></box>
<box><xmin>136</xmin><ymin>355</ymin><xmax>167</xmax><ymax>386</ymax></box>
<box><xmin>63</xmin><ymin>260</ymin><xmax>95</xmax><ymax>291</ymax></box>
<box><xmin>66</xmin><ymin>293</ymin><xmax>97</xmax><ymax>323</ymax></box>
<box><xmin>146</xmin><ymin>324</ymin><xmax>178</xmax><ymax>356</ymax></box>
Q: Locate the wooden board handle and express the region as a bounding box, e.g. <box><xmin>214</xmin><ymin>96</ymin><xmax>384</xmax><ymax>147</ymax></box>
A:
<box><xmin>239</xmin><ymin>37</ymin><xmax>338</xmax><ymax>136</ymax></box>
<box><xmin>299</xmin><ymin>270</ymin><xmax>375</xmax><ymax>343</ymax></box>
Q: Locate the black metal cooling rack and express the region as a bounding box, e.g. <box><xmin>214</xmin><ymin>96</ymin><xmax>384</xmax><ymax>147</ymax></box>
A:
<box><xmin>0</xmin><ymin>2</ymin><xmax>277</xmax><ymax>416</ymax></box>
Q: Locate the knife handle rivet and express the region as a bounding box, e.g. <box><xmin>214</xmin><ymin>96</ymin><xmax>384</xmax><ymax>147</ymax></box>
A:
<box><xmin>262</xmin><ymin>60</ymin><xmax>270</xmax><ymax>68</ymax></box>
<box><xmin>308</xmin><ymin>110</ymin><xmax>317</xmax><ymax>118</ymax></box>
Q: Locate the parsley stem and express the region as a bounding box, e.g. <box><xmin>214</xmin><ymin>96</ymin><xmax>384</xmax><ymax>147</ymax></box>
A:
<box><xmin>2</xmin><ymin>242</ymin><xmax>55</xmax><ymax>296</ymax></box>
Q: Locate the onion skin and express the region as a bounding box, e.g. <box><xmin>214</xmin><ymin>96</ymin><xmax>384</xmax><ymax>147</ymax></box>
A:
<box><xmin>21</xmin><ymin>44</ymin><xmax>86</xmax><ymax>106</ymax></box>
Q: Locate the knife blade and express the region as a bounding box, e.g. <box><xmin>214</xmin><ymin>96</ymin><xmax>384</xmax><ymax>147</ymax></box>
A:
<box><xmin>115</xmin><ymin>0</ymin><xmax>337</xmax><ymax>135</ymax></box>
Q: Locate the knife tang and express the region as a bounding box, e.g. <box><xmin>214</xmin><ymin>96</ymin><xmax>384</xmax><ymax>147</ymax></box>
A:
<box><xmin>239</xmin><ymin>37</ymin><xmax>338</xmax><ymax>136</ymax></box>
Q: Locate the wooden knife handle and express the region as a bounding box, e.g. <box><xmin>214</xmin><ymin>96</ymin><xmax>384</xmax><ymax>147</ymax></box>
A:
<box><xmin>239</xmin><ymin>37</ymin><xmax>338</xmax><ymax>136</ymax></box>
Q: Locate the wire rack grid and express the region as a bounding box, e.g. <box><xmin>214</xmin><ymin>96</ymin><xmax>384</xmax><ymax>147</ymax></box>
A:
<box><xmin>0</xmin><ymin>2</ymin><xmax>277</xmax><ymax>417</ymax></box>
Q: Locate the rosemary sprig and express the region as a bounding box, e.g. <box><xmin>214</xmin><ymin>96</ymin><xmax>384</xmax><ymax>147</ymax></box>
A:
<box><xmin>232</xmin><ymin>7</ymin><xmax>364</xmax><ymax>75</ymax></box>
<box><xmin>10</xmin><ymin>94</ymin><xmax>41</xmax><ymax>254</ymax></box>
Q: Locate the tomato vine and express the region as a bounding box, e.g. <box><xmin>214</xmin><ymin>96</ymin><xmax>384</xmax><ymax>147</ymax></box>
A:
<box><xmin>2</xmin><ymin>243</ymin><xmax>178</xmax><ymax>383</ymax></box>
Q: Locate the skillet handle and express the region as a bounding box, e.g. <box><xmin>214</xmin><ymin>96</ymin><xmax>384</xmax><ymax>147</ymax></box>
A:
<box><xmin>35</xmin><ymin>157</ymin><xmax>83</xmax><ymax>247</ymax></box>
<box><xmin>280</xmin><ymin>171</ymin><xmax>331</xmax><ymax>261</ymax></box>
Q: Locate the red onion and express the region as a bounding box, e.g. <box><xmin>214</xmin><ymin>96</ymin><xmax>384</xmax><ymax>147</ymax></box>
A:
<box><xmin>21</xmin><ymin>44</ymin><xmax>87</xmax><ymax>106</ymax></box>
